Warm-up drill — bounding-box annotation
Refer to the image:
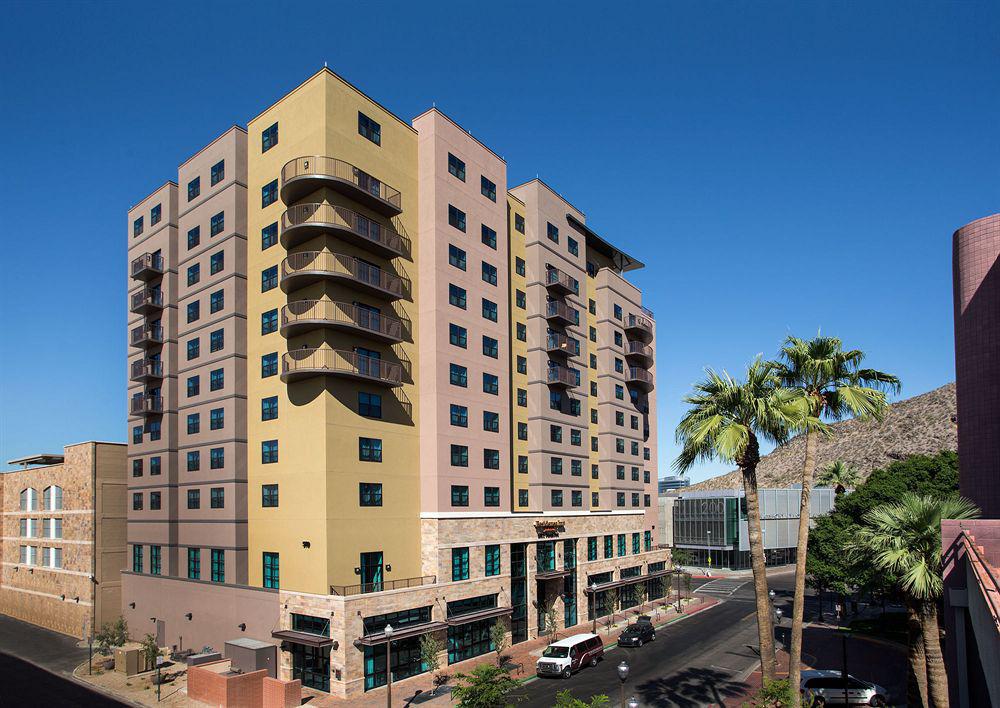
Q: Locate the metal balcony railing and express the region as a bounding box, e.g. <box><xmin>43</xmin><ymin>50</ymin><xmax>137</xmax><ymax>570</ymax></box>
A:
<box><xmin>329</xmin><ymin>575</ymin><xmax>436</xmax><ymax>597</ymax></box>
<box><xmin>130</xmin><ymin>288</ymin><xmax>164</xmax><ymax>313</ymax></box>
<box><xmin>281</xmin><ymin>203</ymin><xmax>409</xmax><ymax>257</ymax></box>
<box><xmin>131</xmin><ymin>324</ymin><xmax>164</xmax><ymax>347</ymax></box>
<box><xmin>130</xmin><ymin>394</ymin><xmax>163</xmax><ymax>416</ymax></box>
<box><xmin>545</xmin><ymin>266</ymin><xmax>579</xmax><ymax>294</ymax></box>
<box><xmin>281</xmin><ymin>348</ymin><xmax>403</xmax><ymax>386</ymax></box>
<box><xmin>546</xmin><ymin>332</ymin><xmax>580</xmax><ymax>357</ymax></box>
<box><xmin>130</xmin><ymin>359</ymin><xmax>163</xmax><ymax>381</ymax></box>
<box><xmin>545</xmin><ymin>300</ymin><xmax>579</xmax><ymax>325</ymax></box>
<box><xmin>625</xmin><ymin>313</ymin><xmax>654</xmax><ymax>340</ymax></box>
<box><xmin>280</xmin><ymin>300</ymin><xmax>407</xmax><ymax>342</ymax></box>
<box><xmin>280</xmin><ymin>251</ymin><xmax>410</xmax><ymax>300</ymax></box>
<box><xmin>131</xmin><ymin>253</ymin><xmax>164</xmax><ymax>281</ymax></box>
<box><xmin>626</xmin><ymin>341</ymin><xmax>654</xmax><ymax>363</ymax></box>
<box><xmin>281</xmin><ymin>156</ymin><xmax>402</xmax><ymax>215</ymax></box>
<box><xmin>627</xmin><ymin>367</ymin><xmax>655</xmax><ymax>390</ymax></box>
<box><xmin>547</xmin><ymin>364</ymin><xmax>580</xmax><ymax>388</ymax></box>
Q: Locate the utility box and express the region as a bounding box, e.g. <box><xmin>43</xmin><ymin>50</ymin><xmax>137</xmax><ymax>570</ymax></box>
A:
<box><xmin>225</xmin><ymin>638</ymin><xmax>278</xmax><ymax>679</ymax></box>
<box><xmin>114</xmin><ymin>644</ymin><xmax>153</xmax><ymax>675</ymax></box>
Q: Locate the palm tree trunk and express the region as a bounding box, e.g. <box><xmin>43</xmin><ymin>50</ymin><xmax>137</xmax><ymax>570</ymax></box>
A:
<box><xmin>921</xmin><ymin>601</ymin><xmax>949</xmax><ymax>707</ymax></box>
<box><xmin>789</xmin><ymin>427</ymin><xmax>818</xmax><ymax>707</ymax></box>
<box><xmin>907</xmin><ymin>598</ymin><xmax>929</xmax><ymax>708</ymax></box>
<box><xmin>741</xmin><ymin>450</ymin><xmax>777</xmax><ymax>683</ymax></box>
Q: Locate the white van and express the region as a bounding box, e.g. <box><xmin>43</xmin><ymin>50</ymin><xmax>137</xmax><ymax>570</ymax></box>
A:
<box><xmin>535</xmin><ymin>633</ymin><xmax>604</xmax><ymax>679</ymax></box>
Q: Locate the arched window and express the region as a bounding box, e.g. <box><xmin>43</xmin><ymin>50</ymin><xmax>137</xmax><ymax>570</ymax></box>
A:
<box><xmin>43</xmin><ymin>485</ymin><xmax>63</xmax><ymax>511</ymax></box>
<box><xmin>19</xmin><ymin>488</ymin><xmax>38</xmax><ymax>511</ymax></box>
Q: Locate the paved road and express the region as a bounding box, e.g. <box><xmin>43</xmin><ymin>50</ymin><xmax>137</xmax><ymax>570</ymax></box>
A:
<box><xmin>0</xmin><ymin>615</ymin><xmax>126</xmax><ymax>707</ymax></box>
<box><xmin>515</xmin><ymin>571</ymin><xmax>796</xmax><ymax>708</ymax></box>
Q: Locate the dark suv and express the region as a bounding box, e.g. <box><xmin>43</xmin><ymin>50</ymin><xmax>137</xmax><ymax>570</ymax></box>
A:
<box><xmin>617</xmin><ymin>617</ymin><xmax>655</xmax><ymax>647</ymax></box>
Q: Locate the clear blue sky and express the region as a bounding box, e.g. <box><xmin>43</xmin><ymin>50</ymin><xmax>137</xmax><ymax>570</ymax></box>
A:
<box><xmin>1</xmin><ymin>2</ymin><xmax>997</xmax><ymax>481</ymax></box>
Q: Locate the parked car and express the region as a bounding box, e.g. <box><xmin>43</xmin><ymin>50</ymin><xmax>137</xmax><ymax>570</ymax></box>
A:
<box><xmin>800</xmin><ymin>669</ymin><xmax>889</xmax><ymax>706</ymax></box>
<box><xmin>617</xmin><ymin>618</ymin><xmax>656</xmax><ymax>647</ymax></box>
<box><xmin>535</xmin><ymin>633</ymin><xmax>604</xmax><ymax>679</ymax></box>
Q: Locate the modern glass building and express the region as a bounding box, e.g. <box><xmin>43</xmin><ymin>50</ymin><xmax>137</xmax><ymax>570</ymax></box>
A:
<box><xmin>671</xmin><ymin>487</ymin><xmax>837</xmax><ymax>569</ymax></box>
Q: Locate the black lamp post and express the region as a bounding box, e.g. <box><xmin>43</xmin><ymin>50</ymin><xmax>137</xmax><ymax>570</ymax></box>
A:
<box><xmin>590</xmin><ymin>583</ymin><xmax>598</xmax><ymax>633</ymax></box>
<box><xmin>384</xmin><ymin>623</ymin><xmax>394</xmax><ymax>708</ymax></box>
<box><xmin>616</xmin><ymin>660</ymin><xmax>630</xmax><ymax>708</ymax></box>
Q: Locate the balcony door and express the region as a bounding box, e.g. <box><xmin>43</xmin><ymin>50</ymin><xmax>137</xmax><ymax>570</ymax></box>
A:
<box><xmin>360</xmin><ymin>551</ymin><xmax>383</xmax><ymax>592</ymax></box>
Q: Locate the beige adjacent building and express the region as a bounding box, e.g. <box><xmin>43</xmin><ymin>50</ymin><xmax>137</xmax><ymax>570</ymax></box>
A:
<box><xmin>1</xmin><ymin>442</ymin><xmax>126</xmax><ymax>638</ymax></box>
<box><xmin>122</xmin><ymin>67</ymin><xmax>666</xmax><ymax>699</ymax></box>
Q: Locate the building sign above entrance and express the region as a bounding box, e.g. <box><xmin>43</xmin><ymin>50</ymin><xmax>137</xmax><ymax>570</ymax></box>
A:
<box><xmin>534</xmin><ymin>520</ymin><xmax>565</xmax><ymax>537</ymax></box>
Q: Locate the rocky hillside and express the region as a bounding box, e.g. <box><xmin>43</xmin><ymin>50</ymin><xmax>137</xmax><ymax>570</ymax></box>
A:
<box><xmin>688</xmin><ymin>382</ymin><xmax>957</xmax><ymax>492</ymax></box>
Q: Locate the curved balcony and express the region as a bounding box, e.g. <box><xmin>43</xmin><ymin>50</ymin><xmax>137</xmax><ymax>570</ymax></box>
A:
<box><xmin>131</xmin><ymin>324</ymin><xmax>163</xmax><ymax>349</ymax></box>
<box><xmin>280</xmin><ymin>157</ymin><xmax>402</xmax><ymax>216</ymax></box>
<box><xmin>625</xmin><ymin>341</ymin><xmax>654</xmax><ymax>366</ymax></box>
<box><xmin>546</xmin><ymin>332</ymin><xmax>580</xmax><ymax>358</ymax></box>
<box><xmin>131</xmin><ymin>253</ymin><xmax>164</xmax><ymax>282</ymax></box>
<box><xmin>130</xmin><ymin>358</ymin><xmax>163</xmax><ymax>382</ymax></box>
<box><xmin>130</xmin><ymin>288</ymin><xmax>164</xmax><ymax>315</ymax></box>
<box><xmin>546</xmin><ymin>363</ymin><xmax>580</xmax><ymax>389</ymax></box>
<box><xmin>545</xmin><ymin>266</ymin><xmax>579</xmax><ymax>295</ymax></box>
<box><xmin>280</xmin><ymin>251</ymin><xmax>410</xmax><ymax>301</ymax></box>
<box><xmin>130</xmin><ymin>394</ymin><xmax>163</xmax><ymax>417</ymax></box>
<box><xmin>281</xmin><ymin>348</ymin><xmax>403</xmax><ymax>387</ymax></box>
<box><xmin>625</xmin><ymin>313</ymin><xmax>654</xmax><ymax>342</ymax></box>
<box><xmin>545</xmin><ymin>300</ymin><xmax>579</xmax><ymax>326</ymax></box>
<box><xmin>281</xmin><ymin>203</ymin><xmax>409</xmax><ymax>259</ymax></box>
<box><xmin>280</xmin><ymin>300</ymin><xmax>407</xmax><ymax>342</ymax></box>
<box><xmin>627</xmin><ymin>367</ymin><xmax>655</xmax><ymax>392</ymax></box>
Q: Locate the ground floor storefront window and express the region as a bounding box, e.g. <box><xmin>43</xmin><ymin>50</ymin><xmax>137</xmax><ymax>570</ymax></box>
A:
<box><xmin>290</xmin><ymin>644</ymin><xmax>329</xmax><ymax>692</ymax></box>
<box><xmin>364</xmin><ymin>636</ymin><xmax>425</xmax><ymax>691</ymax></box>
<box><xmin>447</xmin><ymin>594</ymin><xmax>497</xmax><ymax>664</ymax></box>
<box><xmin>587</xmin><ymin>572</ymin><xmax>613</xmax><ymax>620</ymax></box>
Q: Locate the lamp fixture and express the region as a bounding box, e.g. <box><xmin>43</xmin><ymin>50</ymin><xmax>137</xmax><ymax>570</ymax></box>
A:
<box><xmin>238</xmin><ymin>623</ymin><xmax>246</xmax><ymax>631</ymax></box>
<box><xmin>129</xmin><ymin>602</ymin><xmax>136</xmax><ymax>609</ymax></box>
<box><xmin>302</xmin><ymin>541</ymin><xmax>310</xmax><ymax>548</ymax></box>
<box><xmin>185</xmin><ymin>613</ymin><xmax>193</xmax><ymax>620</ymax></box>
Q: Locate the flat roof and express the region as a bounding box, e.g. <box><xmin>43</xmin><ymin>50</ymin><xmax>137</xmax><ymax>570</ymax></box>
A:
<box><xmin>6</xmin><ymin>454</ymin><xmax>64</xmax><ymax>467</ymax></box>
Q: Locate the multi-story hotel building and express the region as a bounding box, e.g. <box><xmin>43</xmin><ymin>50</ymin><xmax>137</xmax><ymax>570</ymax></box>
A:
<box><xmin>122</xmin><ymin>68</ymin><xmax>666</xmax><ymax>698</ymax></box>
<box><xmin>1</xmin><ymin>442</ymin><xmax>126</xmax><ymax>637</ymax></box>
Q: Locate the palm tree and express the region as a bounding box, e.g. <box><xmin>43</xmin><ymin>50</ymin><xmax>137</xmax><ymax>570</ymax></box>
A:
<box><xmin>675</xmin><ymin>357</ymin><xmax>800</xmax><ymax>683</ymax></box>
<box><xmin>773</xmin><ymin>335</ymin><xmax>899</xmax><ymax>706</ymax></box>
<box><xmin>852</xmin><ymin>494</ymin><xmax>979</xmax><ymax>708</ymax></box>
<box><xmin>817</xmin><ymin>460</ymin><xmax>861</xmax><ymax>494</ymax></box>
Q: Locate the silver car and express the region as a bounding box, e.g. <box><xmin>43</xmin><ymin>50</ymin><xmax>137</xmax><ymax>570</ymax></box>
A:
<box><xmin>800</xmin><ymin>669</ymin><xmax>889</xmax><ymax>706</ymax></box>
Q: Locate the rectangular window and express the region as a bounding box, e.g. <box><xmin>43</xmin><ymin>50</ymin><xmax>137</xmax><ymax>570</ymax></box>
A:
<box><xmin>632</xmin><ymin>533</ymin><xmax>641</xmax><ymax>554</ymax></box>
<box><xmin>448</xmin><ymin>244</ymin><xmax>466</xmax><ymax>270</ymax></box>
<box><xmin>568</xmin><ymin>237</ymin><xmax>579</xmax><ymax>256</ymax></box>
<box><xmin>604</xmin><ymin>535</ymin><xmax>614</xmax><ymax>559</ymax></box>
<box><xmin>133</xmin><ymin>216</ymin><xmax>143</xmax><ymax>237</ymax></box>
<box><xmin>262</xmin><ymin>440</ymin><xmax>278</xmax><ymax>464</ymax></box>
<box><xmin>481</xmin><ymin>175</ymin><xmax>497</xmax><ymax>202</ymax></box>
<box><xmin>481</xmin><ymin>225</ymin><xmax>497</xmax><ymax>250</ymax></box>
<box><xmin>618</xmin><ymin>534</ymin><xmax>627</xmax><ymax>556</ymax></box>
<box><xmin>187</xmin><ymin>376</ymin><xmax>200</xmax><ymax>397</ymax></box>
<box><xmin>617</xmin><ymin>492</ymin><xmax>626</xmax><ymax>507</ymax></box>
<box><xmin>452</xmin><ymin>547</ymin><xmax>470</xmax><ymax>581</ymax></box>
<box><xmin>485</xmin><ymin>544</ymin><xmax>500</xmax><ymax>575</ymax></box>
<box><xmin>644</xmin><ymin>531</ymin><xmax>653</xmax><ymax>552</ymax></box>
<box><xmin>484</xmin><ymin>449</ymin><xmax>500</xmax><ymax>469</ymax></box>
<box><xmin>482</xmin><ymin>373</ymin><xmax>499</xmax><ymax>395</ymax></box>
<box><xmin>187</xmin><ymin>451</ymin><xmax>200</xmax><ymax>471</ymax></box>
<box><xmin>261</xmin><ymin>122</ymin><xmax>278</xmax><ymax>152</ymax></box>
<box><xmin>358</xmin><ymin>112</ymin><xmax>381</xmax><ymax>145</ymax></box>
<box><xmin>210</xmin><ymin>447</ymin><xmax>224</xmax><ymax>470</ymax></box>
<box><xmin>187</xmin><ymin>339</ymin><xmax>200</xmax><ymax>361</ymax></box>
<box><xmin>210</xmin><ymin>328</ymin><xmax>224</xmax><ymax>352</ymax></box>
<box><xmin>148</xmin><ymin>421</ymin><xmax>161</xmax><ymax>441</ymax></box>
<box><xmin>187</xmin><ymin>226</ymin><xmax>200</xmax><ymax>249</ymax></box>
<box><xmin>210</xmin><ymin>211</ymin><xmax>225</xmax><ymax>237</ymax></box>
<box><xmin>517</xmin><ymin>388</ymin><xmax>527</xmax><ymax>406</ymax></box>
<box><xmin>211</xmin><ymin>487</ymin><xmax>225</xmax><ymax>508</ymax></box>
<box><xmin>481</xmin><ymin>261</ymin><xmax>497</xmax><ymax>285</ymax></box>
<box><xmin>448</xmin><ymin>283</ymin><xmax>467</xmax><ymax>309</ymax></box>
<box><xmin>359</xmin><ymin>482</ymin><xmax>383</xmax><ymax>507</ymax></box>
<box><xmin>262</xmin><ymin>352</ymin><xmax>278</xmax><ymax>377</ymax></box>
<box><xmin>150</xmin><ymin>492</ymin><xmax>161</xmax><ymax>510</ymax></box>
<box><xmin>483</xmin><ymin>411</ymin><xmax>499</xmax><ymax>432</ymax></box>
<box><xmin>211</xmin><ymin>160</ymin><xmax>225</xmax><ymax>186</ymax></box>
<box><xmin>449</xmin><ymin>363</ymin><xmax>467</xmax><ymax>387</ymax></box>
<box><xmin>450</xmin><ymin>445</ymin><xmax>469</xmax><ymax>467</ymax></box>
<box><xmin>614</xmin><ymin>304</ymin><xmax>623</xmax><ymax>320</ymax></box>
<box><xmin>187</xmin><ymin>413</ymin><xmax>200</xmax><ymax>434</ymax></box>
<box><xmin>518</xmin><ymin>455</ymin><xmax>528</xmax><ymax>473</ymax></box>
<box><xmin>571</xmin><ymin>460</ymin><xmax>582</xmax><ymax>476</ymax></box>
<box><xmin>514</xmin><ymin>214</ymin><xmax>525</xmax><ymax>234</ymax></box>
<box><xmin>262</xmin><ymin>265</ymin><xmax>278</xmax><ymax>292</ymax></box>
<box><xmin>132</xmin><ymin>492</ymin><xmax>143</xmax><ymax>511</ymax></box>
<box><xmin>516</xmin><ymin>322</ymin><xmax>526</xmax><ymax>341</ymax></box>
<box><xmin>547</xmin><ymin>222</ymin><xmax>559</xmax><ymax>243</ymax></box>
<box><xmin>592</xmin><ymin>491</ymin><xmax>600</xmax><ymax>506</ymax></box>
<box><xmin>517</xmin><ymin>422</ymin><xmax>527</xmax><ymax>440</ymax></box>
<box><xmin>210</xmin><ymin>368</ymin><xmax>224</xmax><ymax>391</ymax></box>
<box><xmin>571</xmin><ymin>490</ymin><xmax>582</xmax><ymax>507</ymax></box>
<box><xmin>209</xmin><ymin>252</ymin><xmax>224</xmax><ymax>277</ymax></box>
<box><xmin>518</xmin><ymin>489</ymin><xmax>529</xmax><ymax>506</ymax></box>
<box><xmin>551</xmin><ymin>489</ymin><xmax>563</xmax><ymax>507</ymax></box>
<box><xmin>211</xmin><ymin>549</ymin><xmax>225</xmax><ymax>582</ymax></box>
<box><xmin>448</xmin><ymin>153</ymin><xmax>466</xmax><ymax>181</ymax></box>
<box><xmin>150</xmin><ymin>545</ymin><xmax>161</xmax><ymax>575</ymax></box>
<box><xmin>262</xmin><ymin>396</ymin><xmax>278</xmax><ymax>421</ymax></box>
<box><xmin>262</xmin><ymin>222</ymin><xmax>278</xmax><ymax>250</ymax></box>
<box><xmin>262</xmin><ymin>309</ymin><xmax>278</xmax><ymax>334</ymax></box>
<box><xmin>261</xmin><ymin>179</ymin><xmax>278</xmax><ymax>208</ymax></box>
<box><xmin>358</xmin><ymin>391</ymin><xmax>382</xmax><ymax>418</ymax></box>
<box><xmin>187</xmin><ymin>489</ymin><xmax>201</xmax><ymax>509</ymax></box>
<box><xmin>483</xmin><ymin>336</ymin><xmax>499</xmax><ymax>358</ymax></box>
<box><xmin>187</xmin><ymin>263</ymin><xmax>200</xmax><ymax>286</ymax></box>
<box><xmin>359</xmin><ymin>437</ymin><xmax>383</xmax><ymax>462</ymax></box>
<box><xmin>262</xmin><ymin>484</ymin><xmax>278</xmax><ymax>508</ymax></box>
<box><xmin>550</xmin><ymin>425</ymin><xmax>563</xmax><ymax>443</ymax></box>
<box><xmin>481</xmin><ymin>298</ymin><xmax>498</xmax><ymax>321</ymax></box>
<box><xmin>448</xmin><ymin>204</ymin><xmax>466</xmax><ymax>232</ymax></box>
<box><xmin>450</xmin><ymin>404</ymin><xmax>468</xmax><ymax>427</ymax></box>
<box><xmin>484</xmin><ymin>487</ymin><xmax>500</xmax><ymax>507</ymax></box>
<box><xmin>263</xmin><ymin>552</ymin><xmax>279</xmax><ymax>588</ymax></box>
<box><xmin>451</xmin><ymin>485</ymin><xmax>469</xmax><ymax>507</ymax></box>
<box><xmin>449</xmin><ymin>323</ymin><xmax>467</xmax><ymax>348</ymax></box>
<box><xmin>550</xmin><ymin>457</ymin><xmax>563</xmax><ymax>475</ymax></box>
<box><xmin>131</xmin><ymin>459</ymin><xmax>143</xmax><ymax>477</ymax></box>
<box><xmin>133</xmin><ymin>545</ymin><xmax>143</xmax><ymax>572</ymax></box>
<box><xmin>615</xmin><ymin>384</ymin><xmax>624</xmax><ymax>400</ymax></box>
<box><xmin>570</xmin><ymin>429</ymin><xmax>581</xmax><ymax>446</ymax></box>
<box><xmin>210</xmin><ymin>289</ymin><xmax>224</xmax><ymax>313</ymax></box>
<box><xmin>516</xmin><ymin>290</ymin><xmax>526</xmax><ymax>309</ymax></box>
<box><xmin>187</xmin><ymin>301</ymin><xmax>200</xmax><ymax>323</ymax></box>
<box><xmin>188</xmin><ymin>177</ymin><xmax>200</xmax><ymax>201</ymax></box>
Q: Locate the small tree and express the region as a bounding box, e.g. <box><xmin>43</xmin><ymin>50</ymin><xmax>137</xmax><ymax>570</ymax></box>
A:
<box><xmin>140</xmin><ymin>633</ymin><xmax>159</xmax><ymax>672</ymax></box>
<box><xmin>682</xmin><ymin>573</ymin><xmax>692</xmax><ymax>604</ymax></box>
<box><xmin>654</xmin><ymin>576</ymin><xmax>670</xmax><ymax>616</ymax></box>
<box><xmin>451</xmin><ymin>664</ymin><xmax>523</xmax><ymax>707</ymax></box>
<box><xmin>742</xmin><ymin>678</ymin><xmax>795</xmax><ymax>707</ymax></box>
<box><xmin>632</xmin><ymin>581</ymin><xmax>647</xmax><ymax>616</ymax></box>
<box><xmin>543</xmin><ymin>604</ymin><xmax>559</xmax><ymax>643</ymax></box>
<box><xmin>554</xmin><ymin>689</ymin><xmax>611</xmax><ymax>707</ymax></box>
<box><xmin>419</xmin><ymin>633</ymin><xmax>445</xmax><ymax>695</ymax></box>
<box><xmin>95</xmin><ymin>616</ymin><xmax>129</xmax><ymax>656</ymax></box>
<box><xmin>490</xmin><ymin>618</ymin><xmax>509</xmax><ymax>666</ymax></box>
<box><xmin>603</xmin><ymin>588</ymin><xmax>620</xmax><ymax>633</ymax></box>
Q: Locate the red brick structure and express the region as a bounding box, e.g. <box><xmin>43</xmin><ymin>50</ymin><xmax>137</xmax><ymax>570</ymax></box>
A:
<box><xmin>953</xmin><ymin>213</ymin><xmax>1000</xmax><ymax>518</ymax></box>
<box><xmin>187</xmin><ymin>659</ymin><xmax>301</xmax><ymax>708</ymax></box>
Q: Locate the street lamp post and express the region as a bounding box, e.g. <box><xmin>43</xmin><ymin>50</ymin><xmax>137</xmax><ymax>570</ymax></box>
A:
<box><xmin>384</xmin><ymin>623</ymin><xmax>394</xmax><ymax>708</ymax></box>
<box><xmin>590</xmin><ymin>583</ymin><xmax>599</xmax><ymax>633</ymax></box>
<box><xmin>627</xmin><ymin>697</ymin><xmax>640</xmax><ymax>708</ymax></box>
<box><xmin>616</xmin><ymin>660</ymin><xmax>630</xmax><ymax>708</ymax></box>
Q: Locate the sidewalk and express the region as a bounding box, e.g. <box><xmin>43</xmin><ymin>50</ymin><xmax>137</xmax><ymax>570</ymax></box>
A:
<box><xmin>306</xmin><ymin>595</ymin><xmax>721</xmax><ymax>707</ymax></box>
